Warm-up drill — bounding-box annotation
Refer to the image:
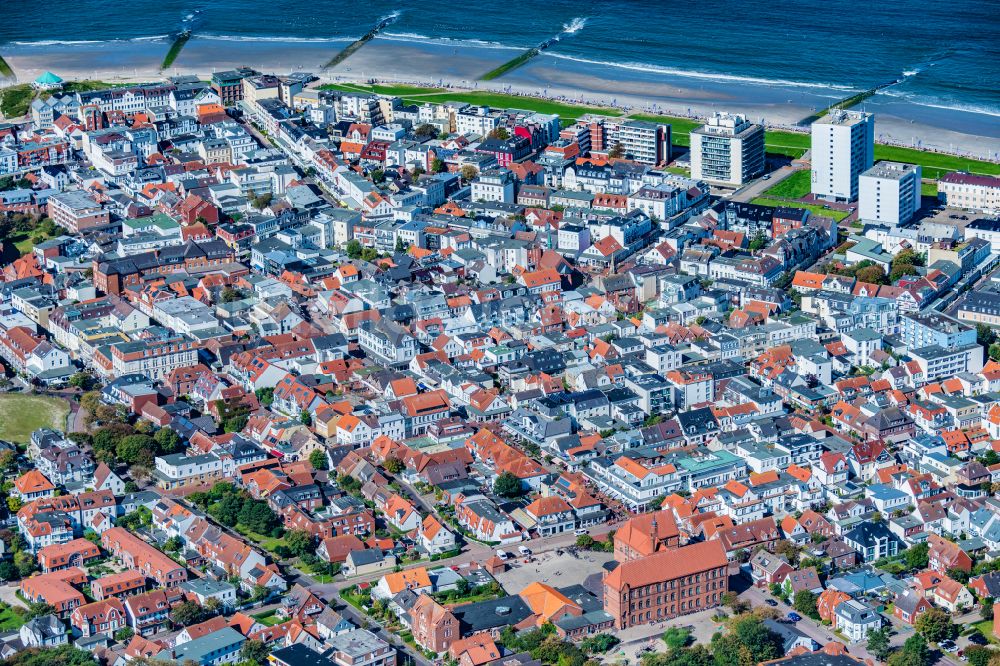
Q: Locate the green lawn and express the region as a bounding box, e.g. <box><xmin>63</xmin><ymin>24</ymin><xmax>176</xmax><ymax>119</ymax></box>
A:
<box><xmin>0</xmin><ymin>606</ymin><xmax>25</xmax><ymax>631</ymax></box>
<box><xmin>764</xmin><ymin>170</ymin><xmax>812</xmax><ymax>199</ymax></box>
<box><xmin>873</xmin><ymin>144</ymin><xmax>999</xmax><ymax>179</ymax></box>
<box><xmin>252</xmin><ymin>610</ymin><xmax>283</xmax><ymax>626</ymax></box>
<box><xmin>0</xmin><ymin>394</ymin><xmax>71</xmax><ymax>445</ymax></box>
<box><xmin>0</xmin><ymin>84</ymin><xmax>34</xmax><ymax>118</ymax></box>
<box><xmin>750</xmin><ymin>197</ymin><xmax>852</xmax><ymax>222</ymax></box>
<box><xmin>233</xmin><ymin>526</ymin><xmax>288</xmax><ymax>554</ymax></box>
<box><xmin>921</xmin><ymin>182</ymin><xmax>938</xmax><ymax>197</ymax></box>
<box><xmin>319</xmin><ymin>83</ymin><xmax>623</xmax><ymax>122</ymax></box>
<box><xmin>972</xmin><ymin>620</ymin><xmax>997</xmax><ymax>644</ymax></box>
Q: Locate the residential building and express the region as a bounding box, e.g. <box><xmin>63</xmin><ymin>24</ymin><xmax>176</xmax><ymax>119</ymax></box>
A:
<box><xmin>690</xmin><ymin>113</ymin><xmax>765</xmax><ymax>186</ymax></box>
<box><xmin>811</xmin><ymin>110</ymin><xmax>875</xmax><ymax>201</ymax></box>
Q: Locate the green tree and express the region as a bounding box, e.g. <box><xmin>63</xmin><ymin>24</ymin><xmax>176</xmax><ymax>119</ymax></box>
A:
<box><xmin>748</xmin><ymin>232</ymin><xmax>768</xmax><ymax>251</ymax></box>
<box><xmin>153</xmin><ymin>427</ymin><xmax>182</xmax><ymax>454</ymax></box>
<box><xmin>299</xmin><ymin>410</ymin><xmax>312</xmax><ymax>426</ymax></box>
<box><xmin>888</xmin><ymin>634</ymin><xmax>930</xmax><ymax>666</ymax></box>
<box><xmin>395</xmin><ymin>236</ymin><xmax>407</xmax><ymax>253</ymax></box>
<box><xmin>431</xmin><ymin>158</ymin><xmax>446</xmax><ymax>173</ymax></box>
<box><xmin>643</xmin><ymin>645</ymin><xmax>713</xmax><ymax>666</ymax></box>
<box><xmin>488</xmin><ymin>127</ymin><xmax>510</xmax><ymax>141</ymax></box>
<box><xmin>711</xmin><ymin>614</ymin><xmax>783</xmax><ymax>666</ymax></box>
<box><xmin>579</xmin><ymin>634</ymin><xmax>620</xmax><ymax>654</ymax></box>
<box><xmin>251</xmin><ymin>192</ymin><xmax>273</xmax><ymax>210</ymax></box>
<box><xmin>346</xmin><ymin>240</ymin><xmax>363</xmax><ymax>259</ymax></box>
<box><xmin>370</xmin><ymin>169</ymin><xmax>386</xmax><ymax>184</ymax></box>
<box><xmin>68</xmin><ymin>372</ymin><xmax>92</xmax><ymax>390</ymax></box>
<box><xmin>575</xmin><ymin>534</ymin><xmax>595</xmax><ymax>549</ymax></box>
<box><xmin>856</xmin><ymin>264</ymin><xmax>888</xmax><ymax>285</ymax></box>
<box><xmin>493</xmin><ymin>471</ymin><xmax>522</xmax><ymax>498</ymax></box>
<box><xmin>114</xmin><ymin>626</ymin><xmax>134</xmax><ymax>642</ymax></box>
<box><xmin>662</xmin><ymin>627</ymin><xmax>692</xmax><ymax>650</ymax></box>
<box><xmin>238</xmin><ymin>499</ymin><xmax>280</xmax><ymax>534</ymax></box>
<box><xmin>414</xmin><ymin>124</ymin><xmax>438</xmax><ymax>139</ymax></box>
<box><xmin>891</xmin><ymin>262</ymin><xmax>917</xmax><ymax>281</ymax></box>
<box><xmin>13</xmin><ymin>550</ymin><xmax>36</xmax><ymax>578</ymax></box>
<box><xmin>0</xmin><ymin>449</ymin><xmax>18</xmax><ymax>474</ymax></box>
<box><xmin>384</xmin><ymin>457</ymin><xmax>404</xmax><ymax>474</ymax></box>
<box><xmin>1</xmin><ymin>645</ymin><xmax>98</xmax><ymax>666</ymax></box>
<box><xmin>170</xmin><ymin>600</ymin><xmax>207</xmax><ymax>627</ymax></box>
<box><xmin>964</xmin><ymin>646</ymin><xmax>995</xmax><ymax>666</ymax></box>
<box><xmin>255</xmin><ymin>387</ymin><xmax>275</xmax><ymax>407</ymax></box>
<box><xmin>903</xmin><ymin>542</ymin><xmax>929</xmax><ymax>570</ymax></box>
<box><xmin>338</xmin><ymin>474</ymin><xmax>361</xmax><ymax>494</ymax></box>
<box><xmin>991</xmin><ymin>343</ymin><xmax>1000</xmax><ymax>363</ymax></box>
<box><xmin>22</xmin><ymin>602</ymin><xmax>54</xmax><ymax>620</ymax></box>
<box><xmin>116</xmin><ymin>435</ymin><xmax>156</xmax><ymax>466</ymax></box>
<box><xmin>914</xmin><ymin>606</ymin><xmax>956</xmax><ymax>643</ymax></box>
<box><xmin>792</xmin><ymin>590</ymin><xmax>819</xmax><ymax>620</ymax></box>
<box><xmin>981</xmin><ymin>598</ymin><xmax>995</xmax><ymax>620</ymax></box>
<box><xmin>220</xmin><ymin>286</ymin><xmax>243</xmax><ymax>303</ymax></box>
<box><xmin>164</xmin><ymin>536</ymin><xmax>183</xmax><ymax>552</ymax></box>
<box><xmin>460</xmin><ymin>165</ymin><xmax>478</xmax><ymax>182</ymax></box>
<box><xmin>608</xmin><ymin>142</ymin><xmax>625</xmax><ymax>159</ymax></box>
<box><xmin>866</xmin><ymin>627</ymin><xmax>892</xmax><ymax>662</ymax></box>
<box><xmin>285</xmin><ymin>529</ymin><xmax>314</xmax><ymax>557</ymax></box>
<box><xmin>240</xmin><ymin>639</ymin><xmax>270</xmax><ymax>666</ymax></box>
<box><xmin>309</xmin><ymin>448</ymin><xmax>328</xmax><ymax>471</ymax></box>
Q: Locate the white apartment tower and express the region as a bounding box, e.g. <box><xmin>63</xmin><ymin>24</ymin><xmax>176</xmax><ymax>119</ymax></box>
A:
<box><xmin>858</xmin><ymin>161</ymin><xmax>922</xmax><ymax>225</ymax></box>
<box><xmin>690</xmin><ymin>112</ymin><xmax>766</xmax><ymax>186</ymax></box>
<box><xmin>811</xmin><ymin>110</ymin><xmax>875</xmax><ymax>202</ymax></box>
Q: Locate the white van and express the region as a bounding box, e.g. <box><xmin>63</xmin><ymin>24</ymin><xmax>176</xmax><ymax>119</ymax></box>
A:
<box><xmin>518</xmin><ymin>546</ymin><xmax>531</xmax><ymax>556</ymax></box>
<box><xmin>496</xmin><ymin>549</ymin><xmax>509</xmax><ymax>561</ymax></box>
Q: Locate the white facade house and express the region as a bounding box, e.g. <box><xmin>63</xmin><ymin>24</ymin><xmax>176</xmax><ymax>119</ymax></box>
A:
<box><xmin>811</xmin><ymin>110</ymin><xmax>875</xmax><ymax>202</ymax></box>
<box><xmin>471</xmin><ymin>169</ymin><xmax>515</xmax><ymax>203</ymax></box>
<box><xmin>690</xmin><ymin>113</ymin><xmax>766</xmax><ymax>186</ymax></box>
<box><xmin>858</xmin><ymin>161</ymin><xmax>922</xmax><ymax>225</ymax></box>
<box><xmin>939</xmin><ymin>172</ymin><xmax>1000</xmax><ymax>214</ymax></box>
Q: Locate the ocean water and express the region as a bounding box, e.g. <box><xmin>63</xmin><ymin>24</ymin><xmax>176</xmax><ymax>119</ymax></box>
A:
<box><xmin>3</xmin><ymin>0</ymin><xmax>999</xmax><ymax>118</ymax></box>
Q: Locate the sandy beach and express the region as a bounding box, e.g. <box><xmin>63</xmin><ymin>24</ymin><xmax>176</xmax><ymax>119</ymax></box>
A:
<box><xmin>2</xmin><ymin>33</ymin><xmax>999</xmax><ymax>159</ymax></box>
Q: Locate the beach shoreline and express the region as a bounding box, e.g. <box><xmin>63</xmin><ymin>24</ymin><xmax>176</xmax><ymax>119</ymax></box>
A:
<box><xmin>2</xmin><ymin>34</ymin><xmax>999</xmax><ymax>160</ymax></box>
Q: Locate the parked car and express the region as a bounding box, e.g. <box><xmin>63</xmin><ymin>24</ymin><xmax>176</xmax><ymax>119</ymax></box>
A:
<box><xmin>786</xmin><ymin>612</ymin><xmax>802</xmax><ymax>622</ymax></box>
<box><xmin>765</xmin><ymin>599</ymin><xmax>778</xmax><ymax>607</ymax></box>
<box><xmin>574</xmin><ymin>529</ymin><xmax>588</xmax><ymax>536</ymax></box>
<box><xmin>518</xmin><ymin>546</ymin><xmax>531</xmax><ymax>556</ymax></box>
<box><xmin>496</xmin><ymin>549</ymin><xmax>509</xmax><ymax>561</ymax></box>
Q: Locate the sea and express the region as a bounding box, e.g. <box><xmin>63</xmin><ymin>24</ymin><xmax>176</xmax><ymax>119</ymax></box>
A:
<box><xmin>3</xmin><ymin>0</ymin><xmax>1000</xmax><ymax>127</ymax></box>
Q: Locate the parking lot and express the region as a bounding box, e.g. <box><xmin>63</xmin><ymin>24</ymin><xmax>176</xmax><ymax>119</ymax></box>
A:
<box><xmin>494</xmin><ymin>548</ymin><xmax>614</xmax><ymax>595</ymax></box>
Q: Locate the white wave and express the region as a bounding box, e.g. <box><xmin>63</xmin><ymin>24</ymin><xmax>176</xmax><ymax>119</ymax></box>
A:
<box><xmin>195</xmin><ymin>33</ymin><xmax>350</xmax><ymax>43</ymax></box>
<box><xmin>875</xmin><ymin>89</ymin><xmax>1000</xmax><ymax>118</ymax></box>
<box><xmin>7</xmin><ymin>35</ymin><xmax>170</xmax><ymax>46</ymax></box>
<box><xmin>561</xmin><ymin>17</ymin><xmax>588</xmax><ymax>34</ymax></box>
<box><xmin>903</xmin><ymin>70</ymin><xmax>918</xmax><ymax>77</ymax></box>
<box><xmin>379</xmin><ymin>10</ymin><xmax>402</xmax><ymax>22</ymax></box>
<box><xmin>378</xmin><ymin>32</ymin><xmax>524</xmax><ymax>50</ymax></box>
<box><xmin>542</xmin><ymin>52</ymin><xmax>859</xmax><ymax>92</ymax></box>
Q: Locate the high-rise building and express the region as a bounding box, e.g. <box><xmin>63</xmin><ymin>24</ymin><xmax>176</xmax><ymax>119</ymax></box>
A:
<box><xmin>811</xmin><ymin>110</ymin><xmax>875</xmax><ymax>202</ymax></box>
<box><xmin>690</xmin><ymin>112</ymin><xmax>765</xmax><ymax>186</ymax></box>
<box><xmin>858</xmin><ymin>161</ymin><xmax>922</xmax><ymax>225</ymax></box>
<box><xmin>580</xmin><ymin>116</ymin><xmax>671</xmax><ymax>165</ymax></box>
